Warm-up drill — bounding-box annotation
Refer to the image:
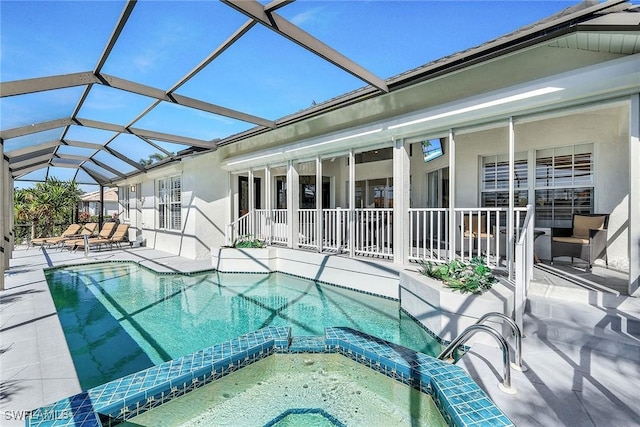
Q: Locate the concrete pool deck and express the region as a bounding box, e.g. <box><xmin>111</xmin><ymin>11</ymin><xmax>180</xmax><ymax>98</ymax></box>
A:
<box><xmin>1</xmin><ymin>245</ymin><xmax>639</xmax><ymax>426</ymax></box>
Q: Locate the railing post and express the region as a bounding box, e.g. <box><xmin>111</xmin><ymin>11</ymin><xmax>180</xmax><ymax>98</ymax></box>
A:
<box><xmin>348</xmin><ymin>149</ymin><xmax>355</xmax><ymax>258</ymax></box>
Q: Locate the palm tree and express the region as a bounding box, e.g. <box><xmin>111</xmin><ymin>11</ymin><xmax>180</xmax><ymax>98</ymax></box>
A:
<box><xmin>14</xmin><ymin>178</ymin><xmax>82</xmax><ymax>240</ymax></box>
<box><xmin>139</xmin><ymin>152</ymin><xmax>168</xmax><ymax>166</ymax></box>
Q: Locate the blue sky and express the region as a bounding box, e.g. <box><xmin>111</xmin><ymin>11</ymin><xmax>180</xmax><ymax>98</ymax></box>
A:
<box><xmin>1</xmin><ymin>0</ymin><xmax>583</xmax><ymax>190</ymax></box>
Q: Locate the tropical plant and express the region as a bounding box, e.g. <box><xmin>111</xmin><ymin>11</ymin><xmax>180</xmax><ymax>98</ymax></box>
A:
<box><xmin>418</xmin><ymin>257</ymin><xmax>497</xmax><ymax>294</ymax></box>
<box><xmin>232</xmin><ymin>235</ymin><xmax>266</xmax><ymax>248</ymax></box>
<box><xmin>14</xmin><ymin>178</ymin><xmax>82</xmax><ymax>240</ymax></box>
<box><xmin>139</xmin><ymin>152</ymin><xmax>169</xmax><ymax>166</ymax></box>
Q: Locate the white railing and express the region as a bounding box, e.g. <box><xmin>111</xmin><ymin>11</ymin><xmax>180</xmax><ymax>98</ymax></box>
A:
<box><xmin>270</xmin><ymin>209</ymin><xmax>288</xmax><ymax>245</ymax></box>
<box><xmin>408</xmin><ymin>207</ymin><xmax>527</xmax><ymax>268</ymax></box>
<box><xmin>408</xmin><ymin>208</ymin><xmax>449</xmax><ymax>263</ymax></box>
<box><xmin>298</xmin><ymin>209</ymin><xmax>317</xmax><ymax>249</ymax></box>
<box><xmin>225</xmin><ymin>211</ymin><xmax>252</xmax><ymax>246</ymax></box>
<box><xmin>322</xmin><ymin>208</ymin><xmax>349</xmax><ymax>253</ymax></box>
<box><xmin>354</xmin><ymin>208</ymin><xmax>393</xmax><ymax>258</ymax></box>
<box><xmin>226</xmin><ymin>206</ymin><xmax>528</xmax><ymax>268</ymax></box>
<box><xmin>514</xmin><ymin>205</ymin><xmax>534</xmax><ymax>332</ymax></box>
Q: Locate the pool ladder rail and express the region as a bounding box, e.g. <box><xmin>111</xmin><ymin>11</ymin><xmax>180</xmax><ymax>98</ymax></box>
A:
<box><xmin>437</xmin><ymin>312</ymin><xmax>526</xmax><ymax>394</ymax></box>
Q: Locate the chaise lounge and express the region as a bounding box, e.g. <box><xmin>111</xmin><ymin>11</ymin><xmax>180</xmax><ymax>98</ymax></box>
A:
<box><xmin>74</xmin><ymin>223</ymin><xmax>130</xmax><ymax>251</ymax></box>
<box><xmin>28</xmin><ymin>223</ymin><xmax>83</xmax><ymax>248</ymax></box>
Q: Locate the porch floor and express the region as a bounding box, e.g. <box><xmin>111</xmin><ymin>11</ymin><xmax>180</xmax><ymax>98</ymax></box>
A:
<box><xmin>0</xmin><ymin>245</ymin><xmax>638</xmax><ymax>426</ymax></box>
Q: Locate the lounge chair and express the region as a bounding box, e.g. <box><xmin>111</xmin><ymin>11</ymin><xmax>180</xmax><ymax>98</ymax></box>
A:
<box><xmin>62</xmin><ymin>222</ymin><xmax>111</xmax><ymax>250</ymax></box>
<box><xmin>29</xmin><ymin>224</ymin><xmax>82</xmax><ymax>248</ymax></box>
<box><xmin>75</xmin><ymin>224</ymin><xmax>130</xmax><ymax>251</ymax></box>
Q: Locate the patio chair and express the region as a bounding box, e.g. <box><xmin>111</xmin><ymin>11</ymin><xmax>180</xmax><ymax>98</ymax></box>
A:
<box><xmin>43</xmin><ymin>222</ymin><xmax>98</xmax><ymax>248</ymax></box>
<box><xmin>75</xmin><ymin>224</ymin><xmax>130</xmax><ymax>251</ymax></box>
<box><xmin>550</xmin><ymin>213</ymin><xmax>609</xmax><ymax>270</ymax></box>
<box><xmin>29</xmin><ymin>223</ymin><xmax>82</xmax><ymax>248</ymax></box>
<box><xmin>63</xmin><ymin>222</ymin><xmax>113</xmax><ymax>250</ymax></box>
<box><xmin>461</xmin><ymin>214</ymin><xmax>496</xmax><ymax>258</ymax></box>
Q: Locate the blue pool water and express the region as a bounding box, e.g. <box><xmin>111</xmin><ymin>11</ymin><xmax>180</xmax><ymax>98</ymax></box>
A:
<box><xmin>46</xmin><ymin>262</ymin><xmax>441</xmax><ymax>389</ymax></box>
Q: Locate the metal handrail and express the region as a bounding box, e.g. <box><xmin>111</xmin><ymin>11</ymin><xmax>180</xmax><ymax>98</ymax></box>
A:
<box><xmin>438</xmin><ymin>324</ymin><xmax>516</xmax><ymax>394</ymax></box>
<box><xmin>475</xmin><ymin>312</ymin><xmax>526</xmax><ymax>371</ymax></box>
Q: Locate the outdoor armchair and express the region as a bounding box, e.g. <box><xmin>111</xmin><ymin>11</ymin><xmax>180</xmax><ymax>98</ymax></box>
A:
<box><xmin>550</xmin><ymin>213</ymin><xmax>609</xmax><ymax>270</ymax></box>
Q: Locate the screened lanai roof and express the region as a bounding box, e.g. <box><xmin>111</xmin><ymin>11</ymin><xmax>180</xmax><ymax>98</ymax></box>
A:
<box><xmin>1</xmin><ymin>0</ymin><xmax>638</xmax><ymax>187</ymax></box>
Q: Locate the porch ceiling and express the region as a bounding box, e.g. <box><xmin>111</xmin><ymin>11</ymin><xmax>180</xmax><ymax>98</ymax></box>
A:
<box><xmin>1</xmin><ymin>0</ymin><xmax>638</xmax><ymax>187</ymax></box>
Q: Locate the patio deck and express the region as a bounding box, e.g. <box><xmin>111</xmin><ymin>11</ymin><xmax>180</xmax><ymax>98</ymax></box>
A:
<box><xmin>1</xmin><ymin>245</ymin><xmax>638</xmax><ymax>426</ymax></box>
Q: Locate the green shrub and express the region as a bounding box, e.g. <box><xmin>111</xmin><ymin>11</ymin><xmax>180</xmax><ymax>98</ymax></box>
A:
<box><xmin>418</xmin><ymin>257</ymin><xmax>497</xmax><ymax>294</ymax></box>
<box><xmin>232</xmin><ymin>235</ymin><xmax>266</xmax><ymax>248</ymax></box>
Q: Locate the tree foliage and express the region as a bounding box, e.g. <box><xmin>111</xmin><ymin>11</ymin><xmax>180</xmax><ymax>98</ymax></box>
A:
<box><xmin>139</xmin><ymin>152</ymin><xmax>168</xmax><ymax>166</ymax></box>
<box><xmin>14</xmin><ymin>178</ymin><xmax>82</xmax><ymax>239</ymax></box>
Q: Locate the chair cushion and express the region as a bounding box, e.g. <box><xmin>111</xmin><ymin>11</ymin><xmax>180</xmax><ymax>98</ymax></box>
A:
<box><xmin>573</xmin><ymin>215</ymin><xmax>606</xmax><ymax>239</ymax></box>
<box><xmin>552</xmin><ymin>236</ymin><xmax>590</xmax><ymax>245</ymax></box>
<box><xmin>463</xmin><ymin>215</ymin><xmax>487</xmax><ymax>235</ymax></box>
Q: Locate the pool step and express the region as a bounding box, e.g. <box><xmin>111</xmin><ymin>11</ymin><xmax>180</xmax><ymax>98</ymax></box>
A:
<box><xmin>288</xmin><ymin>335</ymin><xmax>326</xmax><ymax>353</ymax></box>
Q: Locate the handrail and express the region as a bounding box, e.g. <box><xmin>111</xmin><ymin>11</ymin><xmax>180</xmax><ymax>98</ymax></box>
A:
<box><xmin>438</xmin><ymin>324</ymin><xmax>516</xmax><ymax>394</ymax></box>
<box><xmin>514</xmin><ymin>204</ymin><xmax>535</xmax><ymax>333</ymax></box>
<box><xmin>475</xmin><ymin>312</ymin><xmax>526</xmax><ymax>371</ymax></box>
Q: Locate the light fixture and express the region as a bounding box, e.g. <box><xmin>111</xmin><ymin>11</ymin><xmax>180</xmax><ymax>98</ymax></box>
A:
<box><xmin>284</xmin><ymin>128</ymin><xmax>383</xmax><ymax>154</ymax></box>
<box><xmin>130</xmin><ymin>185</ymin><xmax>136</xmax><ymax>193</ymax></box>
<box><xmin>226</xmin><ymin>152</ymin><xmax>282</xmax><ymax>166</ymax></box>
<box><xmin>388</xmin><ymin>87</ymin><xmax>564</xmax><ymax>130</ymax></box>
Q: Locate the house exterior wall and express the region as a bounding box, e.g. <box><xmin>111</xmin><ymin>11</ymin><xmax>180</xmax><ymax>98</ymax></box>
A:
<box><xmin>452</xmin><ymin>104</ymin><xmax>629</xmax><ymax>266</ymax></box>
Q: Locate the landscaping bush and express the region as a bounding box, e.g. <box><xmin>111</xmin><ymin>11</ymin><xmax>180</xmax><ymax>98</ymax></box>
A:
<box><xmin>418</xmin><ymin>257</ymin><xmax>497</xmax><ymax>294</ymax></box>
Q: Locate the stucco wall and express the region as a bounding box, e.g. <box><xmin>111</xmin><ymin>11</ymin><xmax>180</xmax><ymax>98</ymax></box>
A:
<box><xmin>408</xmin><ymin>104</ymin><xmax>630</xmax><ymax>266</ymax></box>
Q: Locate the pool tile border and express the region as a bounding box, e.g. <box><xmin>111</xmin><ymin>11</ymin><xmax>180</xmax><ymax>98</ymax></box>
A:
<box><xmin>27</xmin><ymin>327</ymin><xmax>513</xmax><ymax>427</ymax></box>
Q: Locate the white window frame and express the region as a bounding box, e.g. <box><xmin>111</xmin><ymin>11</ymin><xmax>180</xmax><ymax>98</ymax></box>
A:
<box><xmin>480</xmin><ymin>143</ymin><xmax>594</xmax><ymax>227</ymax></box>
<box><xmin>157</xmin><ymin>175</ymin><xmax>182</xmax><ymax>231</ymax></box>
<box><xmin>118</xmin><ymin>186</ymin><xmax>130</xmax><ymax>221</ymax></box>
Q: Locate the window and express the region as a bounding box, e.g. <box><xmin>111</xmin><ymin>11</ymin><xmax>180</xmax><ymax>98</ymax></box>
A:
<box><xmin>353</xmin><ymin>178</ymin><xmax>393</xmax><ymax>208</ymax></box>
<box><xmin>157</xmin><ymin>175</ymin><xmax>181</xmax><ymax>230</ymax></box>
<box><xmin>481</xmin><ymin>153</ymin><xmax>529</xmax><ymax>208</ymax></box>
<box><xmin>480</xmin><ymin>144</ymin><xmax>594</xmax><ymax>228</ymax></box>
<box><xmin>535</xmin><ymin>144</ymin><xmax>593</xmax><ymax>227</ymax></box>
<box><xmin>118</xmin><ymin>186</ymin><xmax>130</xmax><ymax>221</ymax></box>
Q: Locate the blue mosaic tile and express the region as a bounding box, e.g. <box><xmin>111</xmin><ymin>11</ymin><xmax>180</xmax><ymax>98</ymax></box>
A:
<box><xmin>29</xmin><ymin>325</ymin><xmax>513</xmax><ymax>427</ymax></box>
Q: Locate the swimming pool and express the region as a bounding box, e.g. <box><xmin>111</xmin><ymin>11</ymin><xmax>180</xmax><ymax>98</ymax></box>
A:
<box><xmin>46</xmin><ymin>262</ymin><xmax>441</xmax><ymax>389</ymax></box>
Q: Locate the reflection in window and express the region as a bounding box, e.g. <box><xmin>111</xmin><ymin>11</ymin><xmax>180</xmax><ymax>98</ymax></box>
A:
<box><xmin>276</xmin><ymin>176</ymin><xmax>286</xmax><ymax>209</ymax></box>
<box><xmin>354</xmin><ymin>178</ymin><xmax>393</xmax><ymax>208</ymax></box>
<box><xmin>157</xmin><ymin>175</ymin><xmax>181</xmax><ymax>230</ymax></box>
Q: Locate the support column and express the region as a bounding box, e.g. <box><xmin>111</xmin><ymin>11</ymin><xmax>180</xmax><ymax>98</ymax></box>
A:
<box><xmin>316</xmin><ymin>157</ymin><xmax>323</xmax><ymax>253</ymax></box>
<box><xmin>348</xmin><ymin>149</ymin><xmax>356</xmax><ymax>258</ymax></box>
<box><xmin>508</xmin><ymin>117</ymin><xmax>515</xmax><ymax>279</ymax></box>
<box><xmin>6</xmin><ymin>163</ymin><xmax>12</xmax><ymax>266</ymax></box>
<box><xmin>448</xmin><ymin>130</ymin><xmax>456</xmax><ymax>262</ymax></box>
<box><xmin>393</xmin><ymin>138</ymin><xmax>410</xmax><ymax>265</ymax></box>
<box><xmin>0</xmin><ymin>146</ymin><xmax>6</xmax><ymax>291</ymax></box>
<box><xmin>248</xmin><ymin>169</ymin><xmax>255</xmax><ymax>236</ymax></box>
<box><xmin>287</xmin><ymin>160</ymin><xmax>299</xmax><ymax>249</ymax></box>
<box><xmin>99</xmin><ymin>184</ymin><xmax>104</xmax><ymax>227</ymax></box>
<box><xmin>630</xmin><ymin>94</ymin><xmax>640</xmax><ymax>296</ymax></box>
<box><xmin>264</xmin><ymin>166</ymin><xmax>272</xmax><ymax>244</ymax></box>
<box><xmin>227</xmin><ymin>171</ymin><xmax>234</xmax><ymax>245</ymax></box>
